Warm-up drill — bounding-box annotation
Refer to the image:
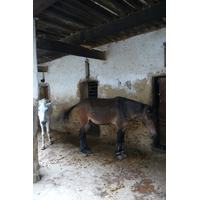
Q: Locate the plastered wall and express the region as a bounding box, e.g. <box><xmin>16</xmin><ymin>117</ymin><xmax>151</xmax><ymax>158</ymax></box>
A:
<box><xmin>38</xmin><ymin>28</ymin><xmax>166</xmax><ymax>152</ymax></box>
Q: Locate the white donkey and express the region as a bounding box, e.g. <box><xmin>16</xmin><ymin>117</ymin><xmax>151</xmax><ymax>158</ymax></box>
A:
<box><xmin>38</xmin><ymin>98</ymin><xmax>53</xmax><ymax>150</ymax></box>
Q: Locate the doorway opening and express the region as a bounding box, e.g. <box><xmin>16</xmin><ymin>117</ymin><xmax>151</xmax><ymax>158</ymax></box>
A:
<box><xmin>39</xmin><ymin>83</ymin><xmax>50</xmax><ymax>100</ymax></box>
<box><xmin>79</xmin><ymin>80</ymin><xmax>100</xmax><ymax>137</ymax></box>
<box><xmin>152</xmin><ymin>76</ymin><xmax>166</xmax><ymax>151</ymax></box>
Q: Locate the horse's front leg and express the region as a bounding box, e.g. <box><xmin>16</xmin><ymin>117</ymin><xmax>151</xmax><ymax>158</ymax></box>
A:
<box><xmin>46</xmin><ymin>120</ymin><xmax>53</xmax><ymax>145</ymax></box>
<box><xmin>83</xmin><ymin>134</ymin><xmax>91</xmax><ymax>154</ymax></box>
<box><xmin>120</xmin><ymin>126</ymin><xmax>127</xmax><ymax>158</ymax></box>
<box><xmin>79</xmin><ymin>127</ymin><xmax>87</xmax><ymax>157</ymax></box>
<box><xmin>40</xmin><ymin>124</ymin><xmax>45</xmax><ymax>150</ymax></box>
<box><xmin>115</xmin><ymin>128</ymin><xmax>123</xmax><ymax>160</ymax></box>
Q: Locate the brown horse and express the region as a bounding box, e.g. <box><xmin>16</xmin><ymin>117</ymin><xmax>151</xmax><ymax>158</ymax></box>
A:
<box><xmin>62</xmin><ymin>96</ymin><xmax>157</xmax><ymax>159</ymax></box>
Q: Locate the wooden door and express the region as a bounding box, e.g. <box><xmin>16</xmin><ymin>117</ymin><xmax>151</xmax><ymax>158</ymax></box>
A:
<box><xmin>158</xmin><ymin>77</ymin><xmax>166</xmax><ymax>146</ymax></box>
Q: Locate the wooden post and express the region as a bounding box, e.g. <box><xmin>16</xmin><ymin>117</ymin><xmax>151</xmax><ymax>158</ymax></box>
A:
<box><xmin>33</xmin><ymin>18</ymin><xmax>40</xmax><ymax>183</ymax></box>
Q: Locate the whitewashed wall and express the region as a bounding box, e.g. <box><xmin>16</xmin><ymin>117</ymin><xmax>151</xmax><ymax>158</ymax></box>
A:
<box><xmin>38</xmin><ymin>28</ymin><xmax>166</xmax><ymax>104</ymax></box>
<box><xmin>38</xmin><ymin>28</ymin><xmax>166</xmax><ymax>151</ymax></box>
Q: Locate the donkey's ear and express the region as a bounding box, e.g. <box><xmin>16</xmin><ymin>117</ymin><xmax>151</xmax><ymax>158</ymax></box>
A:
<box><xmin>46</xmin><ymin>102</ymin><xmax>52</xmax><ymax>107</ymax></box>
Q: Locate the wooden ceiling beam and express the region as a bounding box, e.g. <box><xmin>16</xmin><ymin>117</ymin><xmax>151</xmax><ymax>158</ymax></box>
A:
<box><xmin>61</xmin><ymin>1</ymin><xmax>166</xmax><ymax>44</ymax></box>
<box><xmin>33</xmin><ymin>0</ymin><xmax>59</xmax><ymax>17</ymax></box>
<box><xmin>38</xmin><ymin>66</ymin><xmax>48</xmax><ymax>72</ymax></box>
<box><xmin>37</xmin><ymin>38</ymin><xmax>106</xmax><ymax>60</ymax></box>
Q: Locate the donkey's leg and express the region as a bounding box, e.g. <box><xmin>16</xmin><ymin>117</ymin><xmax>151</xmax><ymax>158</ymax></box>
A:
<box><xmin>79</xmin><ymin>127</ymin><xmax>87</xmax><ymax>157</ymax></box>
<box><xmin>115</xmin><ymin>128</ymin><xmax>123</xmax><ymax>160</ymax></box>
<box><xmin>120</xmin><ymin>126</ymin><xmax>127</xmax><ymax>158</ymax></box>
<box><xmin>46</xmin><ymin>121</ymin><xmax>53</xmax><ymax>145</ymax></box>
<box><xmin>40</xmin><ymin>124</ymin><xmax>45</xmax><ymax>150</ymax></box>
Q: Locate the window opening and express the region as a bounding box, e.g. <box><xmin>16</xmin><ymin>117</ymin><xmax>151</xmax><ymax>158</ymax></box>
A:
<box><xmin>88</xmin><ymin>81</ymin><xmax>98</xmax><ymax>99</ymax></box>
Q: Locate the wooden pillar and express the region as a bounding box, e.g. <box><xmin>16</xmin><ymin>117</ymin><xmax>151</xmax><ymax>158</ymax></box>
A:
<box><xmin>33</xmin><ymin>18</ymin><xmax>40</xmax><ymax>183</ymax></box>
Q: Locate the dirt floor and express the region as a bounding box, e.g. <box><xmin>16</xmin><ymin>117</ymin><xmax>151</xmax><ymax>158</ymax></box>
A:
<box><xmin>33</xmin><ymin>130</ymin><xmax>166</xmax><ymax>200</ymax></box>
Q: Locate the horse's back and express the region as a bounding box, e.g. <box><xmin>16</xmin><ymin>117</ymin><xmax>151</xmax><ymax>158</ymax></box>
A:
<box><xmin>76</xmin><ymin>97</ymin><xmax>124</xmax><ymax>125</ymax></box>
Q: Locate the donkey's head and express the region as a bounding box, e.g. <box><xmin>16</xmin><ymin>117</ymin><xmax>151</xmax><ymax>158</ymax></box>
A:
<box><xmin>142</xmin><ymin>106</ymin><xmax>157</xmax><ymax>139</ymax></box>
<box><xmin>38</xmin><ymin>99</ymin><xmax>52</xmax><ymax>126</ymax></box>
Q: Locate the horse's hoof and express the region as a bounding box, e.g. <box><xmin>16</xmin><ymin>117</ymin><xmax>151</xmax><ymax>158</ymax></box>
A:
<box><xmin>116</xmin><ymin>152</ymin><xmax>123</xmax><ymax>160</ymax></box>
<box><xmin>82</xmin><ymin>152</ymin><xmax>87</xmax><ymax>157</ymax></box>
<box><xmin>121</xmin><ymin>152</ymin><xmax>127</xmax><ymax>158</ymax></box>
<box><xmin>86</xmin><ymin>150</ymin><xmax>92</xmax><ymax>154</ymax></box>
<box><xmin>117</xmin><ymin>155</ymin><xmax>123</xmax><ymax>160</ymax></box>
<box><xmin>49</xmin><ymin>141</ymin><xmax>53</xmax><ymax>145</ymax></box>
<box><xmin>81</xmin><ymin>149</ymin><xmax>88</xmax><ymax>157</ymax></box>
<box><xmin>85</xmin><ymin>148</ymin><xmax>92</xmax><ymax>154</ymax></box>
<box><xmin>41</xmin><ymin>146</ymin><xmax>45</xmax><ymax>150</ymax></box>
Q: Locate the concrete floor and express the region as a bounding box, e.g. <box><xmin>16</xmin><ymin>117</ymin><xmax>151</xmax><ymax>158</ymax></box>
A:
<box><xmin>33</xmin><ymin>130</ymin><xmax>166</xmax><ymax>200</ymax></box>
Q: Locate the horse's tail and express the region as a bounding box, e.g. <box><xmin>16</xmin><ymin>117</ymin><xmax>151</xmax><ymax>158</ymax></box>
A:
<box><xmin>62</xmin><ymin>104</ymin><xmax>77</xmax><ymax>122</ymax></box>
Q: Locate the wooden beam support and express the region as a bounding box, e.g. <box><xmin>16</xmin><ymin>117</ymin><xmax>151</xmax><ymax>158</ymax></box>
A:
<box><xmin>37</xmin><ymin>38</ymin><xmax>106</xmax><ymax>60</ymax></box>
<box><xmin>33</xmin><ymin>0</ymin><xmax>58</xmax><ymax>17</ymax></box>
<box><xmin>61</xmin><ymin>1</ymin><xmax>166</xmax><ymax>44</ymax></box>
<box><xmin>37</xmin><ymin>49</ymin><xmax>52</xmax><ymax>57</ymax></box>
<box><xmin>38</xmin><ymin>66</ymin><xmax>48</xmax><ymax>72</ymax></box>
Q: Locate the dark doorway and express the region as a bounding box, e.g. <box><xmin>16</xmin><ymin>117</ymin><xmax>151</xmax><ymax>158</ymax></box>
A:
<box><xmin>153</xmin><ymin>76</ymin><xmax>166</xmax><ymax>151</ymax></box>
<box><xmin>79</xmin><ymin>81</ymin><xmax>100</xmax><ymax>137</ymax></box>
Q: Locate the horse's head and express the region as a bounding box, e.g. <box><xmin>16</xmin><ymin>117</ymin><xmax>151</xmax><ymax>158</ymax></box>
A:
<box><xmin>38</xmin><ymin>99</ymin><xmax>52</xmax><ymax>126</ymax></box>
<box><xmin>142</xmin><ymin>106</ymin><xmax>157</xmax><ymax>139</ymax></box>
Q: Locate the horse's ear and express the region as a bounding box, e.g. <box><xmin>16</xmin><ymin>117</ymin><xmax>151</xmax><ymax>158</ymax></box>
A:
<box><xmin>145</xmin><ymin>108</ymin><xmax>150</xmax><ymax>114</ymax></box>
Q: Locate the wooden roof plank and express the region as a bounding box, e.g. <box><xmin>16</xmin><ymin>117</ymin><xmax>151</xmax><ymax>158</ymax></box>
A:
<box><xmin>42</xmin><ymin>8</ymin><xmax>87</xmax><ymax>30</ymax></box>
<box><xmin>60</xmin><ymin>0</ymin><xmax>107</xmax><ymax>24</ymax></box>
<box><xmin>82</xmin><ymin>0</ymin><xmax>119</xmax><ymax>20</ymax></box>
<box><xmin>124</xmin><ymin>0</ymin><xmax>146</xmax><ymax>10</ymax></box>
<box><xmin>61</xmin><ymin>1</ymin><xmax>166</xmax><ymax>44</ymax></box>
<box><xmin>93</xmin><ymin>0</ymin><xmax>124</xmax><ymax>16</ymax></box>
<box><xmin>33</xmin><ymin>0</ymin><xmax>59</xmax><ymax>17</ymax></box>
<box><xmin>51</xmin><ymin>3</ymin><xmax>99</xmax><ymax>27</ymax></box>
<box><xmin>36</xmin><ymin>17</ymin><xmax>73</xmax><ymax>33</ymax></box>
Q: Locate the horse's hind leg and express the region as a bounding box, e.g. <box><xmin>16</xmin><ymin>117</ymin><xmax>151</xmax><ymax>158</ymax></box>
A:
<box><xmin>83</xmin><ymin>134</ymin><xmax>91</xmax><ymax>153</ymax></box>
<box><xmin>120</xmin><ymin>126</ymin><xmax>127</xmax><ymax>158</ymax></box>
<box><xmin>83</xmin><ymin>120</ymin><xmax>92</xmax><ymax>153</ymax></box>
<box><xmin>115</xmin><ymin>128</ymin><xmax>123</xmax><ymax>160</ymax></box>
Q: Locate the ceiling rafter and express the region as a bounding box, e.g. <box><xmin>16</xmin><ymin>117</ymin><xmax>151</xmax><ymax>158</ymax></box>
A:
<box><xmin>33</xmin><ymin>0</ymin><xmax>59</xmax><ymax>17</ymax></box>
<box><xmin>34</xmin><ymin>0</ymin><xmax>166</xmax><ymax>64</ymax></box>
<box><xmin>37</xmin><ymin>37</ymin><xmax>106</xmax><ymax>60</ymax></box>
